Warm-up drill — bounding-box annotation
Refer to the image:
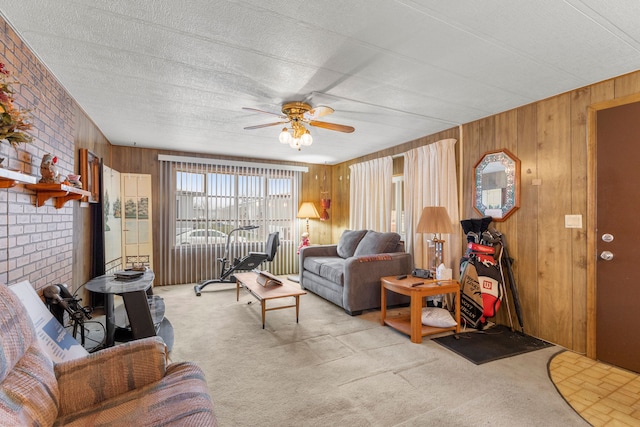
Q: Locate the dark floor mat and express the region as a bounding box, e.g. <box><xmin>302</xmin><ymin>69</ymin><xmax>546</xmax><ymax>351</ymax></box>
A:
<box><xmin>433</xmin><ymin>324</ymin><xmax>553</xmax><ymax>365</ymax></box>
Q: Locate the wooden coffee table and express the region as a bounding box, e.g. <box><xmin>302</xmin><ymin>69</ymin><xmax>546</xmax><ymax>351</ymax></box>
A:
<box><xmin>234</xmin><ymin>272</ymin><xmax>306</xmax><ymax>329</ymax></box>
<box><xmin>381</xmin><ymin>275</ymin><xmax>460</xmax><ymax>343</ymax></box>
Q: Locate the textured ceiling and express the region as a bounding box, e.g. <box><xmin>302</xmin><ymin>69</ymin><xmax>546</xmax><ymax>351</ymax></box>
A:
<box><xmin>1</xmin><ymin>0</ymin><xmax>639</xmax><ymax>164</ymax></box>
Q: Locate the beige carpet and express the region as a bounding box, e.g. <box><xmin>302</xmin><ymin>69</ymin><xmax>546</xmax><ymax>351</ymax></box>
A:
<box><xmin>154</xmin><ymin>283</ymin><xmax>588</xmax><ymax>427</ymax></box>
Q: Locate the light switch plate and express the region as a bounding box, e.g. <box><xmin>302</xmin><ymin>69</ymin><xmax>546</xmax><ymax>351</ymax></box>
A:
<box><xmin>565</xmin><ymin>214</ymin><xmax>582</xmax><ymax>228</ymax></box>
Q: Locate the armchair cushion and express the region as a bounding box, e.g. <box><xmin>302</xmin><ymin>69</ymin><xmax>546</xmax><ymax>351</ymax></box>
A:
<box><xmin>336</xmin><ymin>229</ymin><xmax>368</xmax><ymax>258</ymax></box>
<box><xmin>54</xmin><ymin>362</ymin><xmax>214</xmax><ymax>427</ymax></box>
<box><xmin>0</xmin><ymin>284</ymin><xmax>59</xmax><ymax>427</ymax></box>
<box><xmin>0</xmin><ymin>282</ymin><xmax>217</xmax><ymax>427</ymax></box>
<box><xmin>55</xmin><ymin>337</ymin><xmax>168</xmax><ymax>417</ymax></box>
<box><xmin>353</xmin><ymin>231</ymin><xmax>401</xmax><ymax>256</ymax></box>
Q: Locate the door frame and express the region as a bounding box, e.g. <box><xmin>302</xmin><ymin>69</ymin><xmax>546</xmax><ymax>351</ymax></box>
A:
<box><xmin>586</xmin><ymin>92</ymin><xmax>640</xmax><ymax>359</ymax></box>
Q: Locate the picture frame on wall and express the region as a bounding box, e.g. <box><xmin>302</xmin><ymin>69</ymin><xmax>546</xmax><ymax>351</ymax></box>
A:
<box><xmin>80</xmin><ymin>148</ymin><xmax>100</xmax><ymax>203</ymax></box>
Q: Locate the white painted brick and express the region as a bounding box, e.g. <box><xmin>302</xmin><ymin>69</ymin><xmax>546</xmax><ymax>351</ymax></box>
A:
<box><xmin>8</xmin><ymin>203</ymin><xmax>23</xmax><ymax>214</ymax></box>
<box><xmin>8</xmin><ymin>267</ymin><xmax>24</xmax><ymax>282</ymax></box>
<box><xmin>16</xmin><ymin>235</ymin><xmax>30</xmax><ymax>246</ymax></box>
<box><xmin>8</xmin><ymin>246</ymin><xmax>24</xmax><ymax>258</ymax></box>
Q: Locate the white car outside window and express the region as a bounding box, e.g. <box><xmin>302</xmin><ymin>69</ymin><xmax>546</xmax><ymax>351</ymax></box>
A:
<box><xmin>177</xmin><ymin>229</ymin><xmax>228</xmax><ymax>245</ymax></box>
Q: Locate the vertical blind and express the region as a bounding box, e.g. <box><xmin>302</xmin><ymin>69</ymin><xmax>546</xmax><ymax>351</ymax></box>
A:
<box><xmin>158</xmin><ymin>155</ymin><xmax>304</xmax><ymax>285</ymax></box>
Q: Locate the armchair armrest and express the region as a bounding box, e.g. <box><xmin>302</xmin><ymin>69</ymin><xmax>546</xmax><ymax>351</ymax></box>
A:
<box><xmin>55</xmin><ymin>337</ymin><xmax>168</xmax><ymax>417</ymax></box>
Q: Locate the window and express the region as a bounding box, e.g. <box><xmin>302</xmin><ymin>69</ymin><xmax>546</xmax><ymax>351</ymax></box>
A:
<box><xmin>174</xmin><ymin>170</ymin><xmax>294</xmax><ymax>245</ymax></box>
<box><xmin>158</xmin><ymin>155</ymin><xmax>305</xmax><ymax>285</ymax></box>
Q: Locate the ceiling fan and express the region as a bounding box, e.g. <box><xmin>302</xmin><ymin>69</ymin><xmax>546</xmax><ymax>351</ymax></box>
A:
<box><xmin>243</xmin><ymin>102</ymin><xmax>355</xmax><ymax>150</ymax></box>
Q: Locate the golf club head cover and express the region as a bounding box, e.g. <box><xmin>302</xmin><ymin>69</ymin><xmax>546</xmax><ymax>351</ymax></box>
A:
<box><xmin>475</xmin><ymin>259</ymin><xmax>503</xmax><ymax>321</ymax></box>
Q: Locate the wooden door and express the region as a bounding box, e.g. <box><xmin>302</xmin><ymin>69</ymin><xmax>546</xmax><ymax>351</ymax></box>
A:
<box><xmin>595</xmin><ymin>101</ymin><xmax>640</xmax><ymax>373</ymax></box>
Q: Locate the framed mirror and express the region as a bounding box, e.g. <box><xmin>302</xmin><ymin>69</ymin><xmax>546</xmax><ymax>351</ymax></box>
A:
<box><xmin>473</xmin><ymin>148</ymin><xmax>520</xmax><ymax>221</ymax></box>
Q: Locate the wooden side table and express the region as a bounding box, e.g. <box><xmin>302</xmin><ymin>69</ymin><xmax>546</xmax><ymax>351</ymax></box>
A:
<box><xmin>380</xmin><ymin>276</ymin><xmax>460</xmax><ymax>343</ymax></box>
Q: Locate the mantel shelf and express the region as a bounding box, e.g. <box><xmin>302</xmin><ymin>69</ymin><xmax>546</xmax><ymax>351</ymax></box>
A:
<box><xmin>24</xmin><ymin>183</ymin><xmax>91</xmax><ymax>208</ymax></box>
<box><xmin>0</xmin><ymin>168</ymin><xmax>37</xmax><ymax>188</ymax></box>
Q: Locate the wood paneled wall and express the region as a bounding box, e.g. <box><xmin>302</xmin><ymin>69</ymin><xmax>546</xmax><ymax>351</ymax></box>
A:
<box><xmin>460</xmin><ymin>73</ymin><xmax>640</xmax><ymax>352</ymax></box>
<box><xmin>73</xmin><ymin>108</ymin><xmax>111</xmax><ymax>291</ymax></box>
<box><xmin>105</xmin><ymin>70</ymin><xmax>640</xmax><ymax>353</ymax></box>
<box><xmin>320</xmin><ymin>70</ymin><xmax>640</xmax><ymax>352</ymax></box>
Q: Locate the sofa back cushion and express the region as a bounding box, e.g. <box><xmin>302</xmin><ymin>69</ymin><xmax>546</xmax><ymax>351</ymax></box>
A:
<box><xmin>353</xmin><ymin>231</ymin><xmax>401</xmax><ymax>256</ymax></box>
<box><xmin>337</xmin><ymin>229</ymin><xmax>368</xmax><ymax>258</ymax></box>
<box><xmin>0</xmin><ymin>284</ymin><xmax>59</xmax><ymax>426</ymax></box>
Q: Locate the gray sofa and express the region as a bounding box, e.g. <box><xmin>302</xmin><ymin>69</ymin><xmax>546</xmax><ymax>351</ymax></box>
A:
<box><xmin>299</xmin><ymin>230</ymin><xmax>413</xmax><ymax>315</ymax></box>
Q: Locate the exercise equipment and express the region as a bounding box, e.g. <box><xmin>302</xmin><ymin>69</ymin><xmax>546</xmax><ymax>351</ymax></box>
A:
<box><xmin>44</xmin><ymin>284</ymin><xmax>92</xmax><ymax>345</ymax></box>
<box><xmin>194</xmin><ymin>226</ymin><xmax>280</xmax><ymax>296</ymax></box>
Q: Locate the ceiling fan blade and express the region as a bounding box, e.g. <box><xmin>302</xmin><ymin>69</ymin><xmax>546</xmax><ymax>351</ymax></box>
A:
<box><xmin>309</xmin><ymin>120</ymin><xmax>355</xmax><ymax>133</ymax></box>
<box><xmin>304</xmin><ymin>105</ymin><xmax>334</xmax><ymax>120</ymax></box>
<box><xmin>242</xmin><ymin>107</ymin><xmax>285</xmax><ymax>118</ymax></box>
<box><xmin>244</xmin><ymin>121</ymin><xmax>288</xmax><ymax>130</ymax></box>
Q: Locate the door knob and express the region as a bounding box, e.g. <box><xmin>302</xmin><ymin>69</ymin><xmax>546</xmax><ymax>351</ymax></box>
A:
<box><xmin>600</xmin><ymin>251</ymin><xmax>614</xmax><ymax>261</ymax></box>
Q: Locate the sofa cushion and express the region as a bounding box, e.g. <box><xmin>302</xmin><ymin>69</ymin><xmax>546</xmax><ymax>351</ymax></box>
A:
<box><xmin>336</xmin><ymin>229</ymin><xmax>368</xmax><ymax>258</ymax></box>
<box><xmin>303</xmin><ymin>256</ymin><xmax>345</xmax><ymax>280</ymax></box>
<box><xmin>318</xmin><ymin>260</ymin><xmax>345</xmax><ymax>285</ymax></box>
<box><xmin>353</xmin><ymin>231</ymin><xmax>401</xmax><ymax>256</ymax></box>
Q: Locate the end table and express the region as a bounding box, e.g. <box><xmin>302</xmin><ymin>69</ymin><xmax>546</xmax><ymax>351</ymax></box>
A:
<box><xmin>381</xmin><ymin>276</ymin><xmax>460</xmax><ymax>343</ymax></box>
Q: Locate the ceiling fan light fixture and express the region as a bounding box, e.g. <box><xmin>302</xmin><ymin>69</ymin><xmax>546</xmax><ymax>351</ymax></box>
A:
<box><xmin>301</xmin><ymin>130</ymin><xmax>313</xmax><ymax>146</ymax></box>
<box><xmin>289</xmin><ymin>138</ymin><xmax>302</xmax><ymax>150</ymax></box>
<box><xmin>279</xmin><ymin>128</ymin><xmax>292</xmax><ymax>144</ymax></box>
<box><xmin>243</xmin><ymin>101</ymin><xmax>354</xmax><ymax>151</ymax></box>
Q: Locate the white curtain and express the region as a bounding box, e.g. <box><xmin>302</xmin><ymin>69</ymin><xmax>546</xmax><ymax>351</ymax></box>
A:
<box><xmin>404</xmin><ymin>138</ymin><xmax>460</xmax><ymax>273</ymax></box>
<box><xmin>349</xmin><ymin>157</ymin><xmax>393</xmax><ymax>231</ymax></box>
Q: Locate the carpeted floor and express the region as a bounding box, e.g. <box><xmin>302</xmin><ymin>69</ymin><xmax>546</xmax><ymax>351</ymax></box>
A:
<box><xmin>152</xmin><ymin>282</ymin><xmax>589</xmax><ymax>427</ymax></box>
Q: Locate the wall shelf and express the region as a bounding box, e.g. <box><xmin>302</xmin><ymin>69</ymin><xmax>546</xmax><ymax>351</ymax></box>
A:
<box><xmin>0</xmin><ymin>167</ymin><xmax>37</xmax><ymax>188</ymax></box>
<box><xmin>24</xmin><ymin>183</ymin><xmax>91</xmax><ymax>208</ymax></box>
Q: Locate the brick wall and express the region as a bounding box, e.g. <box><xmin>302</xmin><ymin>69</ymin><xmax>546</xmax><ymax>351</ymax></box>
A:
<box><xmin>0</xmin><ymin>17</ymin><xmax>77</xmax><ymax>290</ymax></box>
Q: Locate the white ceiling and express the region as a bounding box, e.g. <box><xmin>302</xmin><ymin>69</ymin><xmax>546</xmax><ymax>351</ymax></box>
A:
<box><xmin>1</xmin><ymin>1</ymin><xmax>639</xmax><ymax>165</ymax></box>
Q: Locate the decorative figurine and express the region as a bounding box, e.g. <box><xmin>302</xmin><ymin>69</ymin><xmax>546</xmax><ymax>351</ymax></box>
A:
<box><xmin>67</xmin><ymin>174</ymin><xmax>82</xmax><ymax>188</ymax></box>
<box><xmin>297</xmin><ymin>232</ymin><xmax>310</xmax><ymax>254</ymax></box>
<box><xmin>39</xmin><ymin>154</ymin><xmax>59</xmax><ymax>184</ymax></box>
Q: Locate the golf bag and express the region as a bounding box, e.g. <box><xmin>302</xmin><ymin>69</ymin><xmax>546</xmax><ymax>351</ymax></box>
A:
<box><xmin>459</xmin><ymin>217</ymin><xmax>504</xmax><ymax>329</ymax></box>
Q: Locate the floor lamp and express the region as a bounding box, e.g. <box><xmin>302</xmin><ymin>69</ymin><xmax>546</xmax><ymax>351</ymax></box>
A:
<box><xmin>416</xmin><ymin>206</ymin><xmax>455</xmax><ymax>271</ymax></box>
<box><xmin>289</xmin><ymin>202</ymin><xmax>320</xmax><ymax>284</ymax></box>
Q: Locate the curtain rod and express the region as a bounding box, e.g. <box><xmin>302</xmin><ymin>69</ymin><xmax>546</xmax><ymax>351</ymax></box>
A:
<box><xmin>158</xmin><ymin>154</ymin><xmax>309</xmax><ymax>172</ymax></box>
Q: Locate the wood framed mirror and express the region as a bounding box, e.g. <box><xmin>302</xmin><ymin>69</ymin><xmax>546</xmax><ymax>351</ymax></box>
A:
<box><xmin>473</xmin><ymin>148</ymin><xmax>520</xmax><ymax>221</ymax></box>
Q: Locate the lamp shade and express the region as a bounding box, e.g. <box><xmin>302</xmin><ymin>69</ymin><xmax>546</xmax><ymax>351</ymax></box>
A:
<box><xmin>297</xmin><ymin>202</ymin><xmax>320</xmax><ymax>219</ymax></box>
<box><xmin>416</xmin><ymin>206</ymin><xmax>455</xmax><ymax>234</ymax></box>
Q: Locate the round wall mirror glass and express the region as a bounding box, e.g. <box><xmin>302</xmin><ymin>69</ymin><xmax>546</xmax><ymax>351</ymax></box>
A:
<box><xmin>473</xmin><ymin>149</ymin><xmax>520</xmax><ymax>221</ymax></box>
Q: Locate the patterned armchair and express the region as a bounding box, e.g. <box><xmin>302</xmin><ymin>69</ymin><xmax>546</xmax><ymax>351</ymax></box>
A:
<box><xmin>0</xmin><ymin>283</ymin><xmax>216</xmax><ymax>426</ymax></box>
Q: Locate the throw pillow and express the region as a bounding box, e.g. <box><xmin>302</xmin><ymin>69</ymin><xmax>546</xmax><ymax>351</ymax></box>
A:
<box><xmin>336</xmin><ymin>229</ymin><xmax>368</xmax><ymax>258</ymax></box>
<box><xmin>353</xmin><ymin>231</ymin><xmax>400</xmax><ymax>256</ymax></box>
<box><xmin>421</xmin><ymin>307</ymin><xmax>457</xmax><ymax>328</ymax></box>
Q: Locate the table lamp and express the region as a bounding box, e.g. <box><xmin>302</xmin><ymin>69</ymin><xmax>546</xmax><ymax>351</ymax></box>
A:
<box><xmin>297</xmin><ymin>202</ymin><xmax>320</xmax><ymax>235</ymax></box>
<box><xmin>416</xmin><ymin>206</ymin><xmax>455</xmax><ymax>271</ymax></box>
